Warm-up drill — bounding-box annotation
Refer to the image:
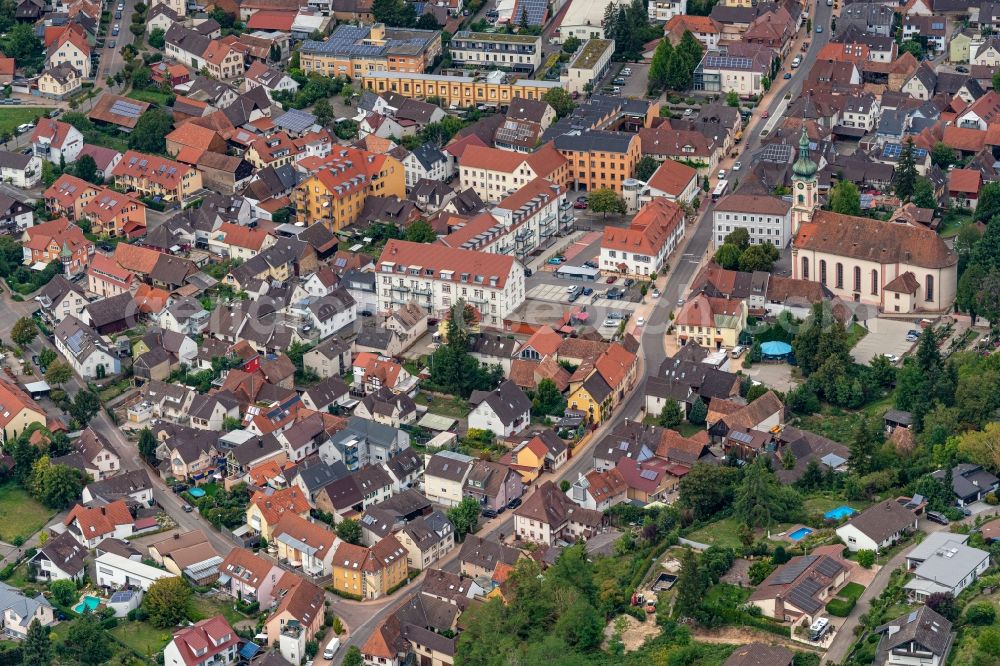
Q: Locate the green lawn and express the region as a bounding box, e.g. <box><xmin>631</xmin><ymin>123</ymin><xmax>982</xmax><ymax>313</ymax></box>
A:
<box><xmin>794</xmin><ymin>393</ymin><xmax>896</xmax><ymax>444</ymax></box>
<box><xmin>190</xmin><ymin>595</ymin><xmax>249</xmax><ymax>627</ymax></box>
<box><xmin>838</xmin><ymin>582</ymin><xmax>866</xmax><ymax>601</ymax></box>
<box><xmin>0</xmin><ymin>108</ymin><xmax>53</xmax><ymax>137</ymax></box>
<box><xmin>686</xmin><ymin>517</ymin><xmax>744</xmax><ymax>550</ymax></box>
<box><xmin>846</xmin><ymin>323</ymin><xmax>868</xmax><ymax>349</ymax></box>
<box><xmin>414</xmin><ymin>392</ymin><xmax>470</xmax><ymax>421</ymax></box>
<box><xmin>111</xmin><ymin>620</ymin><xmax>171</xmax><ymax>656</ymax></box>
<box><xmin>803</xmin><ymin>492</ymin><xmax>871</xmax><ymax>517</ymax></box>
<box><xmin>0</xmin><ymin>482</ymin><xmax>54</xmax><ymax>543</ymax></box>
<box><xmin>127</xmin><ymin>89</ymin><xmax>172</xmax><ymax>106</ymax></box>
<box><xmin>938</xmin><ymin>210</ymin><xmax>973</xmax><ymax>239</ymax></box>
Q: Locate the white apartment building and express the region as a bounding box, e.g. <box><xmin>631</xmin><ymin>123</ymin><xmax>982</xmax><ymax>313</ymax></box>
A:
<box><xmin>841</xmin><ymin>94</ymin><xmax>881</xmax><ymax>133</ymax></box>
<box><xmin>54</xmin><ymin>315</ymin><xmax>122</xmax><ymax>379</ymax></box>
<box><xmin>648</xmin><ymin>0</ymin><xmax>687</xmax><ymax>21</ymax></box>
<box><xmin>449</xmin><ymin>32</ymin><xmax>543</xmax><ymax>74</ymax></box>
<box><xmin>458</xmin><ymin>143</ymin><xmax>567</xmax><ymax>204</ymax></box>
<box><xmin>712</xmin><ymin>194</ymin><xmax>792</xmax><ymax>249</ymax></box>
<box><xmin>376</xmin><ymin>239</ymin><xmax>526</xmax><ymax>328</ymax></box>
<box><xmin>95</xmin><ymin>552</ymin><xmax>176</xmax><ymax>591</ymax></box>
<box><xmin>561</xmin><ymin>39</ymin><xmax>614</xmax><ymax>95</ymax></box>
<box><xmin>600</xmin><ymin>198</ymin><xmax>686</xmax><ymax>277</ymax></box>
<box><xmin>439</xmin><ymin>178</ymin><xmax>572</xmax><ymax>262</ymax></box>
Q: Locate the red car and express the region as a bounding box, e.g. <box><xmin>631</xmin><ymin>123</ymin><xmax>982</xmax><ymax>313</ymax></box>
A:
<box><xmin>606</xmin><ymin>276</ymin><xmax>617</xmax><ymax>284</ymax></box>
<box><xmin>762</xmin><ymin>110</ymin><xmax>770</xmax><ymax>118</ymax></box>
<box><xmin>573</xmin><ymin>200</ymin><xmax>588</xmax><ymax>209</ymax></box>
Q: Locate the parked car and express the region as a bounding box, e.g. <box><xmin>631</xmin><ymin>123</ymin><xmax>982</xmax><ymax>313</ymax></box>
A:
<box><xmin>623</xmin><ymin>278</ymin><xmax>635</xmax><ymax>288</ymax></box>
<box><xmin>607</xmin><ymin>311</ymin><xmax>624</xmax><ymax>320</ymax></box>
<box><xmin>574</xmin><ymin>199</ymin><xmax>588</xmax><ymax>209</ymax></box>
<box><xmin>683</xmin><ymin>108</ymin><xmax>694</xmax><ymax>117</ymax></box>
<box><xmin>547</xmin><ymin>257</ymin><xmax>563</xmax><ymax>265</ymax></box>
<box><xmin>717</xmin><ymin>169</ymin><xmax>726</xmax><ymax>180</ymax></box>
<box><xmin>582</xmin><ymin>286</ymin><xmax>594</xmax><ymax>296</ymax></box>
<box><xmin>182</xmin><ymin>504</ymin><xmax>194</xmax><ymax>513</ymax></box>
<box><xmin>583</xmin><ymin>260</ymin><xmax>598</xmax><ymax>269</ymax></box>
<box><xmin>636</xmin><ymin>316</ymin><xmax>645</xmax><ymax>327</ymax></box>
<box><xmin>481</xmin><ymin>508</ymin><xmax>498</xmax><ymax>518</ymax></box>
<box><xmin>602</xmin><ymin>318</ymin><xmax>616</xmax><ymax>328</ymax></box>
<box><xmin>172</xmin><ymin>483</ymin><xmax>188</xmax><ymax>493</ymax></box>
<box><xmin>651</xmin><ymin>288</ymin><xmax>660</xmax><ymax>298</ymax></box>
<box><xmin>112</xmin><ymin>24</ymin><xmax>120</xmax><ymax>36</ymax></box>
<box><xmin>762</xmin><ymin>110</ymin><xmax>769</xmax><ymax>118</ymax></box>
<box><xmin>606</xmin><ymin>288</ymin><xmax>623</xmax><ymax>300</ymax></box>
<box><xmin>956</xmin><ymin>65</ymin><xmax>969</xmax><ymax>73</ymax></box>
<box><xmin>115</xmin><ymin>10</ymin><xmax>121</xmax><ymax>18</ymax></box>
<box><xmin>732</xmin><ymin>161</ymin><xmax>742</xmax><ymax>171</ymax></box>
<box><xmin>109</xmin><ymin>40</ymin><xmax>116</xmax><ymax>47</ymax></box>
<box><xmin>606</xmin><ymin>276</ymin><xmax>616</xmax><ymax>284</ymax></box>
<box><xmin>815</xmin><ymin>25</ymin><xmax>823</xmax><ymax>32</ymax></box>
<box><xmin>926</xmin><ymin>511</ymin><xmax>949</xmax><ymax>525</ymax></box>
<box><xmin>783</xmin><ymin>72</ymin><xmax>792</xmax><ymax>79</ymax></box>
<box><xmin>881</xmin><ymin>353</ymin><xmax>900</xmax><ymax>364</ymax></box>
<box><xmin>507</xmin><ymin>497</ymin><xmax>522</xmax><ymax>510</ymax></box>
<box><xmin>613</xmin><ymin>77</ymin><xmax>626</xmax><ymax>85</ymax></box>
<box><xmin>567</xmin><ymin>284</ymin><xmax>579</xmax><ymax>294</ymax></box>
<box><xmin>568</xmin><ymin>290</ymin><xmax>581</xmax><ymax>303</ymax></box>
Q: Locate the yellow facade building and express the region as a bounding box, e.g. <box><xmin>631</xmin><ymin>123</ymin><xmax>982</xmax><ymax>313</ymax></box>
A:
<box><xmin>294</xmin><ymin>149</ymin><xmax>405</xmax><ymax>231</ymax></box>
<box><xmin>358</xmin><ymin>70</ymin><xmax>562</xmax><ymax>108</ymax></box>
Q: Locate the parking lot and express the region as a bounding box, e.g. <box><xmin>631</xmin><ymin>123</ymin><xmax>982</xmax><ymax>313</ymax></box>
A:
<box><xmin>850</xmin><ymin>318</ymin><xmax>917</xmax><ymax>365</ymax></box>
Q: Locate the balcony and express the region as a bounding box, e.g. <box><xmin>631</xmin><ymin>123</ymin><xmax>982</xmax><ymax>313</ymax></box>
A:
<box><xmin>411</xmin><ymin>285</ymin><xmax>432</xmax><ymax>296</ymax></box>
<box><xmin>390</xmin><ymin>284</ymin><xmax>410</xmax><ymax>294</ymax></box>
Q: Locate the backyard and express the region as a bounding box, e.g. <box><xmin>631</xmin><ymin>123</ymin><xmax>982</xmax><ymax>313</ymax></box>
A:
<box><xmin>0</xmin><ymin>107</ymin><xmax>53</xmax><ymax>137</ymax></box>
<box><xmin>111</xmin><ymin>620</ymin><xmax>171</xmax><ymax>657</ymax></box>
<box><xmin>0</xmin><ymin>481</ymin><xmax>54</xmax><ymax>543</ymax></box>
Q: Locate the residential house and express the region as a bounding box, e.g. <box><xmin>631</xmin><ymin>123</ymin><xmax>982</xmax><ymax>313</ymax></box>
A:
<box><xmin>320</xmin><ymin>416</ymin><xmax>409</xmax><ymax>471</ymax></box>
<box><xmin>264</xmin><ymin>574</ymin><xmax>326</xmax><ymax>662</ymax></box>
<box><xmin>271</xmin><ymin>512</ymin><xmax>338</xmax><ymax>577</ymax></box>
<box><xmin>836</xmin><ymin>499</ymin><xmax>919</xmax><ymax>552</ymax></box>
<box><xmin>22</xmin><ymin>217</ymin><xmax>94</xmax><ymax>278</ymax></box>
<box><xmin>902</xmin><ymin>532</ymin><xmax>990</xmax><ymax>601</ymax></box>
<box><xmin>0</xmin><ymin>582</ymin><xmax>54</xmax><ymax>639</ymax></box>
<box><xmin>112</xmin><ymin>152</ymin><xmax>204</xmax><ymax>205</ymax></box>
<box><xmin>458</xmin><ymin>535</ymin><xmax>522</xmax><ymax>579</ymax></box>
<box><xmin>37</xmin><ymin>275</ymin><xmax>87</xmax><ymax>324</ymax></box>
<box><xmin>873</xmin><ymin>606</ymin><xmax>954</xmax><ymax>666</ymax></box>
<box><xmin>423</xmin><ymin>451</ymin><xmax>474</xmax><ymax>507</ymax></box>
<box><xmin>31</xmin><ymin>118</ymin><xmax>83</xmax><ymax>164</ymax></box>
<box><xmin>749</xmin><ymin>553</ymin><xmax>849</xmax><ymax>626</ymax></box>
<box><xmin>458</xmin><ymin>142</ymin><xmax>568</xmax><ymax>203</ymax></box>
<box><xmin>0</xmin><ymin>151</ymin><xmax>40</xmax><ymax>188</ymax></box>
<box><xmin>554</xmin><ymin>131</ymin><xmax>641</xmax><ymax>193</ymax></box>
<box><xmin>245</xmin><ymin>487</ymin><xmax>311</xmax><ymax>540</ymax></box>
<box><xmin>931</xmin><ymin>463</ymin><xmax>999</xmax><ymax>506</ymax></box>
<box><xmin>28</xmin><ymin>531</ymin><xmax>86</xmax><ymax>583</ymax></box>
<box><xmin>82</xmin><ymin>469</ymin><xmax>154</xmax><ymax>505</ymax></box>
<box><xmin>463</xmin><ymin>459</ymin><xmax>524</xmax><ymax>512</ymax></box>
<box><xmin>148</xmin><ymin>530</ymin><xmax>222</xmax><ymax>583</ymax></box>
<box><xmin>468</xmin><ymin>380</ymin><xmax>531</xmax><ymax>438</ymax></box>
<box><xmin>396</xmin><ymin>511</ymin><xmax>454</xmax><ymax>570</ymax></box>
<box><xmin>87</xmin><ymin>253</ymin><xmax>134</xmax><ymax>299</ymax></box>
<box><xmin>353</xmin><ymin>386</ymin><xmax>416</xmax><ymax>428</ymax></box>
<box><xmin>568</xmin><ymin>468</ymin><xmax>629</xmax><ymax>511</ymax></box>
<box><xmin>640</xmin><ymin>159</ymin><xmax>700</xmax><ymax>205</ymax></box>
<box><xmin>512</xmin><ymin>480</ymin><xmax>606</xmax><ymax>546</ymax></box>
<box><xmin>218</xmin><ymin>548</ymin><xmax>285</xmax><ymax>607</ymax></box>
<box><xmin>330</xmin><ymin>535</ymin><xmax>409</xmax><ymax>599</ymax></box>
<box><xmin>53</xmin><ymin>316</ymin><xmax>121</xmax><ymax>379</ymax></box>
<box><xmin>63</xmin><ymin>500</ymin><xmax>135</xmax><ymax>548</ymax></box>
<box><xmin>600</xmin><ymin>198</ymin><xmax>686</xmax><ymax>276</ymax></box>
<box><xmin>164</xmin><ymin>616</ymin><xmax>239</xmax><ymax>666</ymax></box>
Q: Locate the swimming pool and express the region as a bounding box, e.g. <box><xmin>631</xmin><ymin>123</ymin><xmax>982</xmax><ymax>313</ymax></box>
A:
<box><xmin>73</xmin><ymin>595</ymin><xmax>100</xmax><ymax>614</ymax></box>
<box><xmin>188</xmin><ymin>487</ymin><xmax>206</xmax><ymax>498</ymax></box>
<box><xmin>824</xmin><ymin>505</ymin><xmax>856</xmax><ymax>521</ymax></box>
<box><xmin>788</xmin><ymin>527</ymin><xmax>813</xmax><ymax>541</ymax></box>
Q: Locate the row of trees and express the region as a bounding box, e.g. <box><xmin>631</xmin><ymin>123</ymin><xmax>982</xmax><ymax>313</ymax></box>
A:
<box><xmin>648</xmin><ymin>32</ymin><xmax>704</xmax><ymax>95</ymax></box>
<box><xmin>602</xmin><ymin>0</ymin><xmax>661</xmax><ymax>61</ymax></box>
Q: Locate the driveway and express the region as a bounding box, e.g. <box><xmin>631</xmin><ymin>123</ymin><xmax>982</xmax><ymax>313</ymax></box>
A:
<box><xmin>850</xmin><ymin>318</ymin><xmax>916</xmax><ymax>365</ymax></box>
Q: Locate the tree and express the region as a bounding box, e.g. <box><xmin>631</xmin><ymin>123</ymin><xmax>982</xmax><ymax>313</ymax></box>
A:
<box><xmin>447</xmin><ymin>496</ymin><xmax>481</xmax><ymax>539</ymax></box>
<box><xmin>542</xmin><ymin>87</ymin><xmax>575</xmax><ymax>118</ymax></box>
<box><xmin>738</xmin><ymin>243</ymin><xmax>779</xmax><ymax>272</ymax></box>
<box><xmin>828</xmin><ymin>180</ymin><xmax>861</xmax><ymax>215</ymax></box>
<box><xmin>975</xmin><ymin>181</ymin><xmax>1000</xmax><ymax>222</ymax></box>
<box><xmin>899</xmin><ymin>40</ymin><xmax>924</xmax><ymax>59</ymax></box>
<box><xmin>61</xmin><ymin>614</ymin><xmax>112</xmax><ymax>666</ymax></box>
<box><xmin>23</xmin><ymin>618</ymin><xmax>50</xmax><ymax>666</ymax></box>
<box><xmin>895</xmin><ymin>328</ymin><xmax>954</xmax><ymax>430</ymax></box>
<box><xmin>677</xmin><ymin>29</ymin><xmax>704</xmax><ymax>71</ymax></box>
<box><xmin>0</xmin><ymin>24</ymin><xmax>43</xmax><ymax>73</ymax></box>
<box><xmin>635</xmin><ymin>155</ymin><xmax>659</xmax><ymax>182</ymax></box>
<box><xmin>404</xmin><ymin>219</ymin><xmax>436</xmax><ymax>243</ymax></box>
<box><xmin>894</xmin><ymin>138</ymin><xmax>918</xmax><ymax>201</ymax></box>
<box><xmin>714</xmin><ymin>243</ymin><xmax>742</xmax><ymax>270</ymax></box>
<box><xmin>74</xmin><ymin>154</ymin><xmax>99</xmax><ymax>184</ymax></box>
<box><xmin>49</xmin><ymin>579</ymin><xmax>76</xmax><ymax>607</ymax></box>
<box><xmin>148</xmin><ymin>27</ymin><xmax>165</xmax><ymax>49</ymax></box>
<box><xmin>143</xmin><ymin>577</ymin><xmax>193</xmax><ymax>628</ymax></box>
<box><xmin>11</xmin><ymin>317</ymin><xmax>37</xmax><ymax>347</ymax></box>
<box><xmin>342</xmin><ymin>647</ymin><xmax>363</xmax><ymax>666</ymax></box>
<box><xmin>930</xmin><ymin>142</ymin><xmax>955</xmax><ymax>169</ymax></box>
<box><xmin>69</xmin><ymin>390</ymin><xmax>101</xmax><ymax>426</ymax></box>
<box><xmin>554</xmin><ymin>597</ymin><xmax>603</xmax><ymax>650</ymax></box>
<box><xmin>911</xmin><ymin>177</ymin><xmax>937</xmax><ymax>210</ymax></box>
<box><xmin>724</xmin><ymin>227</ymin><xmax>750</xmax><ymax>250</ymax></box>
<box><xmin>732</xmin><ymin>456</ymin><xmax>801</xmax><ymax>529</ymax></box>
<box><xmin>658</xmin><ymin>400</ymin><xmax>683</xmax><ymax>428</ymax></box>
<box><xmin>868</xmin><ymin>353</ymin><xmax>896</xmax><ymax>388</ymax></box>
<box><xmin>44</xmin><ymin>362</ymin><xmax>72</xmax><ymax>387</ymax></box>
<box><xmin>38</xmin><ymin>348</ymin><xmax>56</xmax><ymax>368</ymax></box>
<box><xmin>416</xmin><ymin>12</ymin><xmax>439</xmax><ymax>29</ymax></box>
<box><xmin>926</xmin><ymin>592</ymin><xmax>958</xmax><ymax>621</ymax></box>
<box><xmin>312</xmin><ymin>97</ymin><xmax>333</xmax><ymax>126</ymax></box>
<box><xmin>128</xmin><ymin>109</ymin><xmax>173</xmax><ymax>153</ymax></box>
<box><xmin>688</xmin><ymin>398</ymin><xmax>707</xmax><ymax>425</ymax></box>
<box><xmin>725</xmin><ymin>90</ymin><xmax>740</xmax><ymax>107</ymax></box>
<box><xmin>673</xmin><ymin>548</ymin><xmax>706</xmax><ymax>619</ymax></box>
<box><xmin>678</xmin><ymin>463</ymin><xmax>741</xmax><ymax>520</ymax></box>
<box><xmin>30</xmin><ymin>458</ymin><xmax>84</xmax><ymax>509</ymax></box>
<box><xmin>848</xmin><ymin>417</ymin><xmax>880</xmax><ymax>475</ymax></box>
<box><xmin>856</xmin><ymin>549</ymin><xmax>875</xmax><ymax>568</ymax></box>
<box><xmin>532</xmin><ymin>378</ymin><xmax>565</xmax><ymax>415</ymax></box>
<box><xmin>665</xmin><ymin>50</ymin><xmax>693</xmax><ymax>91</ymax></box>
<box><xmin>587</xmin><ymin>188</ymin><xmax>626</xmax><ymax>217</ymax></box>
<box><xmin>966</xmin><ymin>602</ymin><xmax>997</xmax><ymax>625</ymax></box>
<box><xmin>561</xmin><ymin>36</ymin><xmax>582</xmax><ymax>54</ymax></box>
<box><xmin>649</xmin><ymin>39</ymin><xmax>673</xmax><ymax>93</ymax></box>
<box><xmin>371</xmin><ymin>0</ymin><xmax>416</xmax><ymax>26</ymax></box>
<box><xmin>138</xmin><ymin>427</ymin><xmax>157</xmax><ymax>464</ymax></box>
<box><xmin>336</xmin><ymin>518</ymin><xmax>362</xmax><ymax>545</ymax></box>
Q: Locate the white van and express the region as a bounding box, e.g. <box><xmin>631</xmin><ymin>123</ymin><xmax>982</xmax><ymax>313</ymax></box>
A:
<box><xmin>809</xmin><ymin>617</ymin><xmax>830</xmax><ymax>641</ymax></box>
<box><xmin>323</xmin><ymin>637</ymin><xmax>341</xmax><ymax>660</ymax></box>
<box><xmin>792</xmin><ymin>55</ymin><xmax>802</xmax><ymax>68</ymax></box>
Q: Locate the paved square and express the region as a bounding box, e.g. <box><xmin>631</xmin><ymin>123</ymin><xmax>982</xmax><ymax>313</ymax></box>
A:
<box><xmin>851</xmin><ymin>318</ymin><xmax>917</xmax><ymax>365</ymax></box>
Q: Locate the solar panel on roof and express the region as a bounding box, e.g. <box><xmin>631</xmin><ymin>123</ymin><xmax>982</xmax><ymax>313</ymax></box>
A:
<box><xmin>760</xmin><ymin>143</ymin><xmax>792</xmax><ymax>163</ymax></box>
<box><xmin>881</xmin><ymin>143</ymin><xmax>929</xmax><ymax>160</ymax></box>
<box><xmin>109</xmin><ymin>99</ymin><xmax>143</xmax><ymax>118</ymax></box>
<box><xmin>639</xmin><ymin>469</ymin><xmax>658</xmax><ymax>481</ymax></box>
<box><xmin>705</xmin><ymin>55</ymin><xmax>754</xmax><ymax>70</ymax></box>
<box><xmin>513</xmin><ymin>0</ymin><xmax>547</xmax><ymax>25</ymax></box>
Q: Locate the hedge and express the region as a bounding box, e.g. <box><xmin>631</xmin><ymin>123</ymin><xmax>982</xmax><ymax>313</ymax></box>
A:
<box><xmin>826</xmin><ymin>597</ymin><xmax>856</xmax><ymax>617</ymax></box>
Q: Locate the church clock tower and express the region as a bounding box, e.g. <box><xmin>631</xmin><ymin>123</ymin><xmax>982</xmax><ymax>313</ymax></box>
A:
<box><xmin>790</xmin><ymin>128</ymin><xmax>818</xmax><ymax>237</ymax></box>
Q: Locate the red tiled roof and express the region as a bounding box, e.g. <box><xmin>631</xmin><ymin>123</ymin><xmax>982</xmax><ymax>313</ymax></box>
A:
<box><xmin>646</xmin><ymin>159</ymin><xmax>697</xmax><ymax>197</ymax></box>
<box><xmin>602</xmin><ymin>198</ymin><xmax>684</xmax><ymax>256</ymax></box>
<box><xmin>949</xmin><ymin>168</ymin><xmax>982</xmax><ymax>194</ymax></box>
<box><xmin>378</xmin><ymin>239</ymin><xmax>517</xmax><ymax>289</ymax></box>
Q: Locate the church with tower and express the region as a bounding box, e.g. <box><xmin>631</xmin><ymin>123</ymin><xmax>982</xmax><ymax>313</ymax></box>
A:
<box><xmin>790</xmin><ymin>129</ymin><xmax>958</xmax><ymax>314</ymax></box>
